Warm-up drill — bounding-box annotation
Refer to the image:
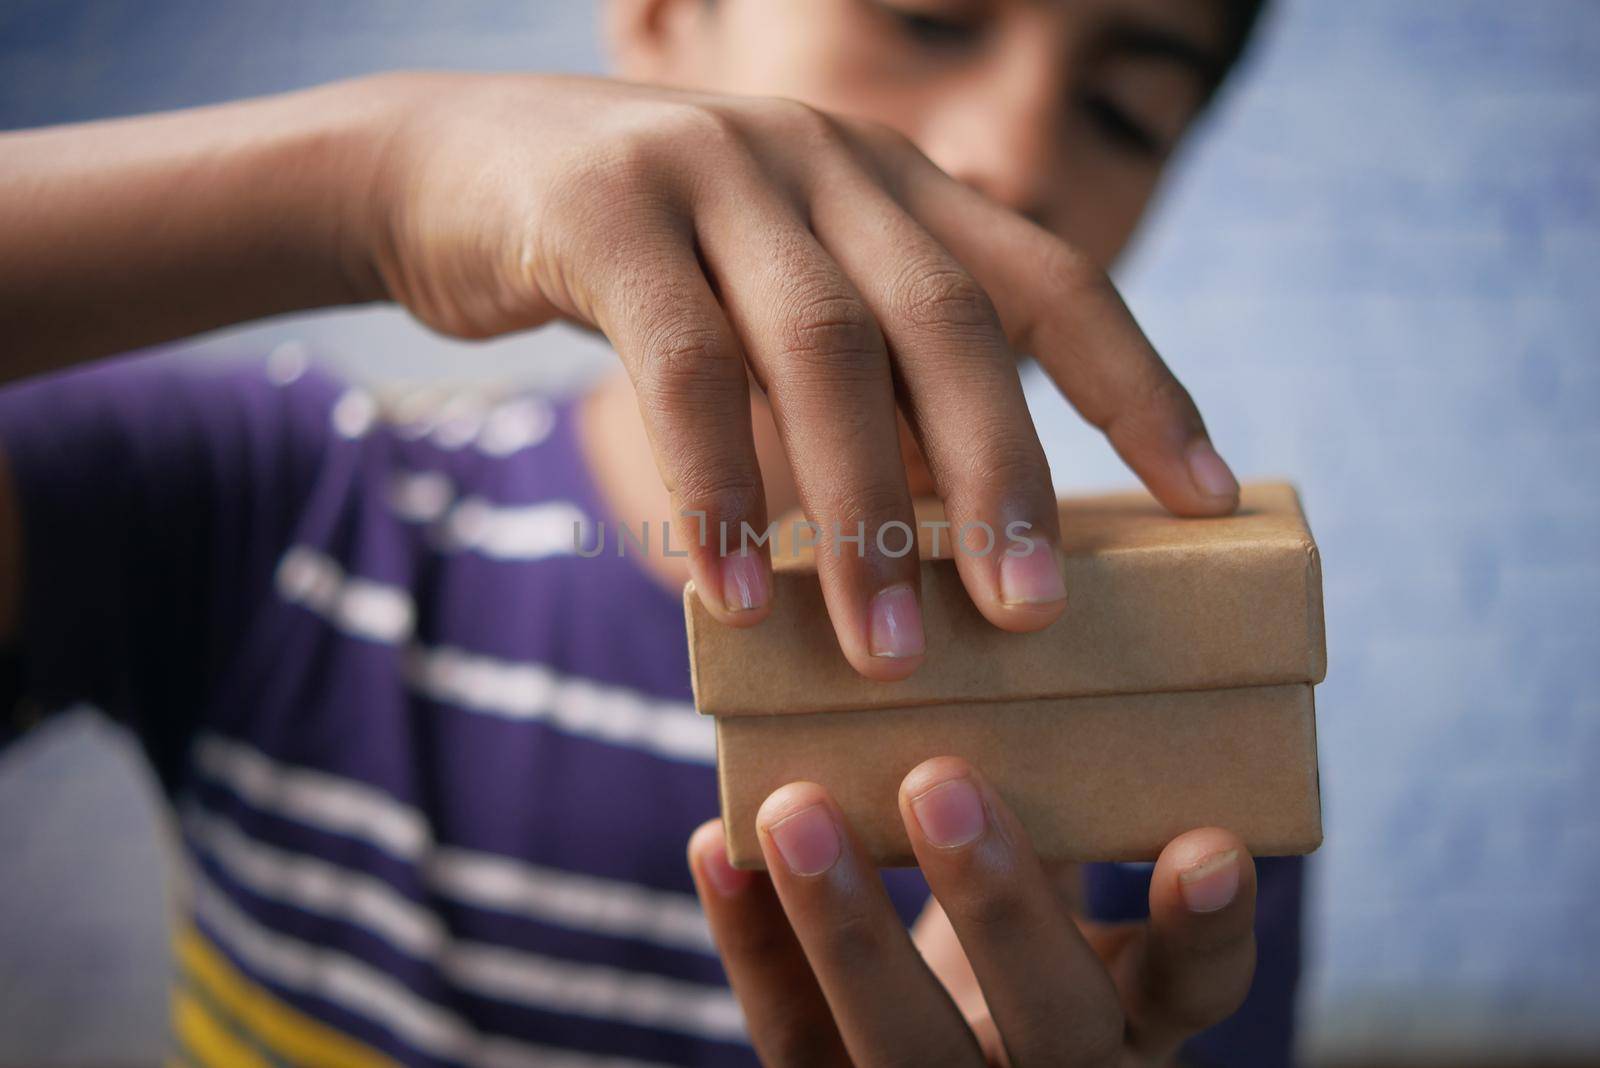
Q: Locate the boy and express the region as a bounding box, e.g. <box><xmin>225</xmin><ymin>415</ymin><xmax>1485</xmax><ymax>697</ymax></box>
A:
<box><xmin>0</xmin><ymin>0</ymin><xmax>1297</xmax><ymax>1063</ymax></box>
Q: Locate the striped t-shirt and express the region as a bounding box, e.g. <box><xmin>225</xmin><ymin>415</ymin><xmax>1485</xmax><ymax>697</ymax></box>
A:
<box><xmin>0</xmin><ymin>352</ymin><xmax>1303</xmax><ymax>1067</ymax></box>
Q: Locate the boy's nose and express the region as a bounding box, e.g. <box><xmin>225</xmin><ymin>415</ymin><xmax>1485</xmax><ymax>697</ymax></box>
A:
<box><xmin>941</xmin><ymin>146</ymin><xmax>1053</xmax><ymax>229</ymax></box>
<box><xmin>917</xmin><ymin>56</ymin><xmax>1064</xmax><ymax>228</ymax></box>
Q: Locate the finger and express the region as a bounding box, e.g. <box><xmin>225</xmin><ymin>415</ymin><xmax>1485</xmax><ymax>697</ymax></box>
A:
<box><xmin>757</xmin><ymin>782</ymin><xmax>986</xmax><ymax>1067</ymax></box>
<box><xmin>1042</xmin><ymin>859</ymin><xmax>1089</xmax><ymax>917</ymax></box>
<box><xmin>911</xmin><ymin>899</ymin><xmax>1011</xmax><ymax>1065</ymax></box>
<box><xmin>594</xmin><ymin>209</ymin><xmax>775</xmax><ymax>627</ymax></box>
<box><xmin>1123</xmin><ymin>828</ymin><xmax>1258</xmax><ymax>1059</ymax></box>
<box><xmin>809</xmin><ymin>164</ymin><xmax>1066</xmax><ymax>634</ymax></box>
<box><xmin>687</xmin><ymin>821</ymin><xmax>852</xmax><ymax>1067</ymax></box>
<box><xmin>694</xmin><ymin>173</ymin><xmax>927</xmax><ymax>681</ymax></box>
<box><xmin>899</xmin><ymin>757</ymin><xmax>1125</xmax><ymax>1068</ymax></box>
<box><xmin>890</xmin><ymin>148</ymin><xmax>1239</xmax><ymax>517</ymax></box>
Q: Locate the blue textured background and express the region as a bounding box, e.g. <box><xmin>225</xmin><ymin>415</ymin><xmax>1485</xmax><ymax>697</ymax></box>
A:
<box><xmin>1</xmin><ymin>1</ymin><xmax>1597</xmax><ymax>1063</ymax></box>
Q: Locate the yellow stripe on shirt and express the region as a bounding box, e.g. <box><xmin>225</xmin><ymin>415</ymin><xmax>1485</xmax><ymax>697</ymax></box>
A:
<box><xmin>172</xmin><ymin>987</ymin><xmax>271</xmax><ymax>1068</ymax></box>
<box><xmin>175</xmin><ymin>921</ymin><xmax>398</xmax><ymax>1068</ymax></box>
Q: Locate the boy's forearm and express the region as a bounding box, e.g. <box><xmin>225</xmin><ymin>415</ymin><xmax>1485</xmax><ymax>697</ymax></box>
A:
<box><xmin>0</xmin><ymin>78</ymin><xmax>398</xmax><ymax>383</ymax></box>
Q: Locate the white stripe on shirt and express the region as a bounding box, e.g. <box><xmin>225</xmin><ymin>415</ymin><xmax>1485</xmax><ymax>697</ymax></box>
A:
<box><xmin>433</xmin><ymin>497</ymin><xmax>592</xmax><ymax>562</ymax></box>
<box><xmin>403</xmin><ymin>644</ymin><xmax>713</xmax><ymax>765</ymax></box>
<box><xmin>194</xmin><ymin>733</ymin><xmax>428</xmax><ymax>858</ymax></box>
<box><xmin>276</xmin><ymin>546</ymin><xmax>415</xmax><ymax>645</ymax></box>
<box><xmin>183</xmin><ymin>805</ymin><xmax>743</xmax><ymax>1044</ymax></box>
<box><xmin>428</xmin><ymin>845</ymin><xmax>715</xmax><ymax>955</ymax></box>
<box><xmin>272</xmin><ymin>545</ymin><xmax>715</xmax><ymax>766</ymax></box>
<box><xmin>189</xmin><ymin>865</ymin><xmax>690</xmax><ymax>1068</ymax></box>
<box><xmin>386</xmin><ymin>470</ymin><xmax>455</xmax><ymax>523</ymax></box>
<box><xmin>329</xmin><ymin>386</ymin><xmax>554</xmax><ymax>458</ymax></box>
<box><xmin>191</xmin><ymin>734</ymin><xmax>715</xmax><ymax>955</ymax></box>
<box><xmin>386</xmin><ymin>470</ymin><xmax>594</xmax><ymax>560</ymax></box>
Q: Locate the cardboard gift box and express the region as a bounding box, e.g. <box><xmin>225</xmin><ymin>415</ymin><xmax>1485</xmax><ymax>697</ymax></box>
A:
<box><xmin>685</xmin><ymin>482</ymin><xmax>1326</xmax><ymax>869</ymax></box>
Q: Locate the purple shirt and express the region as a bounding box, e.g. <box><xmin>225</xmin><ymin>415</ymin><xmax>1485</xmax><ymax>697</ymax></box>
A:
<box><xmin>0</xmin><ymin>352</ymin><xmax>1302</xmax><ymax>1067</ymax></box>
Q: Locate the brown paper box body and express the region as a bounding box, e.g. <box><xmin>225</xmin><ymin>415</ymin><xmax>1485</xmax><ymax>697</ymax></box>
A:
<box><xmin>685</xmin><ymin>482</ymin><xmax>1326</xmax><ymax>869</ymax></box>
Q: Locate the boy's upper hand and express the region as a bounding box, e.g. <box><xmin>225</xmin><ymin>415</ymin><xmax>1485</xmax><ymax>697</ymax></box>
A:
<box><xmin>356</xmin><ymin>73</ymin><xmax>1239</xmax><ymax>680</ymax></box>
<box><xmin>687</xmin><ymin>757</ymin><xmax>1258</xmax><ymax>1066</ymax></box>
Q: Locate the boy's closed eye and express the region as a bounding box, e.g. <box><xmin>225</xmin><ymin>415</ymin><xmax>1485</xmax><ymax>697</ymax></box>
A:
<box><xmin>1079</xmin><ymin>91</ymin><xmax>1166</xmax><ymax>157</ymax></box>
<box><xmin>873</xmin><ymin>0</ymin><xmax>989</xmax><ymax>49</ymax></box>
<box><xmin>1081</xmin><ymin>18</ymin><xmax>1225</xmax><ymax>160</ymax></box>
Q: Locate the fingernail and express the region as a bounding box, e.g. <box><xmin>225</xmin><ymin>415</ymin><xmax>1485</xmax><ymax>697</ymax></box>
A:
<box><xmin>910</xmin><ymin>776</ymin><xmax>986</xmax><ymax>849</ymax></box>
<box><xmin>999</xmin><ymin>538</ymin><xmax>1067</xmax><ymax>606</ymax></box>
<box><xmin>869</xmin><ymin>584</ymin><xmax>924</xmax><ymax>659</ymax></box>
<box><xmin>767</xmin><ymin>804</ymin><xmax>841</xmax><ymax>876</ymax></box>
<box><xmin>1186</xmin><ymin>440</ymin><xmax>1240</xmax><ymax>501</ymax></box>
<box><xmin>699</xmin><ymin>834</ymin><xmax>752</xmax><ymax>898</ymax></box>
<box><xmin>721</xmin><ymin>549</ymin><xmax>768</xmax><ymax>613</ymax></box>
<box><xmin>1178</xmin><ymin>849</ymin><xmax>1240</xmax><ymax>913</ymax></box>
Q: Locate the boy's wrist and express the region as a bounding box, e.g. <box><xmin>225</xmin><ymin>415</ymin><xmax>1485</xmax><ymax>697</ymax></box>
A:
<box><xmin>172</xmin><ymin>74</ymin><xmax>429</xmax><ymax>315</ymax></box>
<box><xmin>313</xmin><ymin>70</ymin><xmax>494</xmax><ymax>311</ymax></box>
<box><xmin>0</xmin><ymin>79</ymin><xmax>416</xmax><ymax>377</ymax></box>
<box><xmin>260</xmin><ymin>75</ymin><xmax>416</xmax><ymax>309</ymax></box>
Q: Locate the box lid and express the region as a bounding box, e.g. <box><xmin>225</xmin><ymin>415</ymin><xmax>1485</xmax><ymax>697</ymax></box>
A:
<box><xmin>685</xmin><ymin>481</ymin><xmax>1326</xmax><ymax>717</ymax></box>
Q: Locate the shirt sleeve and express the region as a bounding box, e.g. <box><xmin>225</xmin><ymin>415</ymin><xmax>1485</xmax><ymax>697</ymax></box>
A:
<box><xmin>0</xmin><ymin>351</ymin><xmax>341</xmax><ymax>787</ymax></box>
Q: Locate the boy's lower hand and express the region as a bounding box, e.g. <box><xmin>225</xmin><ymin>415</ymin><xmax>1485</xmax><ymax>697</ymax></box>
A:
<box><xmin>687</xmin><ymin>757</ymin><xmax>1256</xmax><ymax>1066</ymax></box>
<box><xmin>354</xmin><ymin>73</ymin><xmax>1239</xmax><ymax>681</ymax></box>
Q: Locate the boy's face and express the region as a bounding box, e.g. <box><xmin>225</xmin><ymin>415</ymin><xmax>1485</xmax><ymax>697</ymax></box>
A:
<box><xmin>611</xmin><ymin>0</ymin><xmax>1237</xmax><ymax>267</ymax></box>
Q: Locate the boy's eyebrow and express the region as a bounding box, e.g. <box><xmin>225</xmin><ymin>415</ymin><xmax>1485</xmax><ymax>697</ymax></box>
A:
<box><xmin>1099</xmin><ymin>21</ymin><xmax>1226</xmax><ymax>83</ymax></box>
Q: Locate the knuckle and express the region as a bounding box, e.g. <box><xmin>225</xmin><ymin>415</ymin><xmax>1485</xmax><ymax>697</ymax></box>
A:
<box><xmin>755</xmin><ymin>1021</ymin><xmax>845</xmax><ymax>1068</ymax></box>
<box><xmin>675</xmin><ymin>469</ymin><xmax>765</xmax><ymax>527</ymax></box>
<box><xmin>637</xmin><ymin>321</ymin><xmax>739</xmax><ymax>398</ymax></box>
<box><xmin>808</xmin><ymin>903</ymin><xmax>894</xmax><ymax>972</ymax></box>
<box><xmin>915</xmin><ymin>402</ymin><xmax>1045</xmax><ymax>486</ymax></box>
<box><xmin>633</xmin><ymin>324</ymin><xmax>752</xmax><ymax>427</ymax></box>
<box><xmin>891</xmin><ymin>263</ymin><xmax>999</xmax><ymax>335</ymax></box>
<box><xmin>946</xmin><ymin>879</ymin><xmax>1031</xmax><ymax>943</ymax></box>
<box><xmin>838</xmin><ymin>117</ymin><xmax>927</xmax><ymax>185</ymax></box>
<box><xmin>1139</xmin><ymin>370</ymin><xmax>1197</xmax><ymax>419</ymax></box>
<box><xmin>856</xmin><ymin>116</ymin><xmax>919</xmax><ymax>157</ymax></box>
<box><xmin>952</xmin><ymin>435</ymin><xmax>1052</xmax><ymax>498</ymax></box>
<box><xmin>828</xmin><ymin>481</ymin><xmax>913</xmax><ymax>536</ymax></box>
<box><xmin>571</xmin><ymin>102</ymin><xmax>744</xmax><ymax>205</ymax></box>
<box><xmin>842</xmin><ymin>474</ymin><xmax>912</xmax><ymax>518</ymax></box>
<box><xmin>1106</xmin><ymin>371</ymin><xmax>1195</xmax><ymax>439</ymax></box>
<box><xmin>716</xmin><ymin>911</ymin><xmax>795</xmax><ymax>967</ymax></box>
<box><xmin>775</xmin><ymin>289</ymin><xmax>884</xmax><ymax>376</ymax></box>
<box><xmin>757</xmin><ymin>95</ymin><xmax>842</xmax><ymax>146</ymax></box>
<box><xmin>655</xmin><ymin>100</ymin><xmax>746</xmax><ymax>154</ymax></box>
<box><xmin>1069</xmin><ymin>1008</ymin><xmax>1127</xmax><ymax>1067</ymax></box>
<box><xmin>1038</xmin><ymin>241</ymin><xmax>1111</xmax><ymax>302</ymax></box>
